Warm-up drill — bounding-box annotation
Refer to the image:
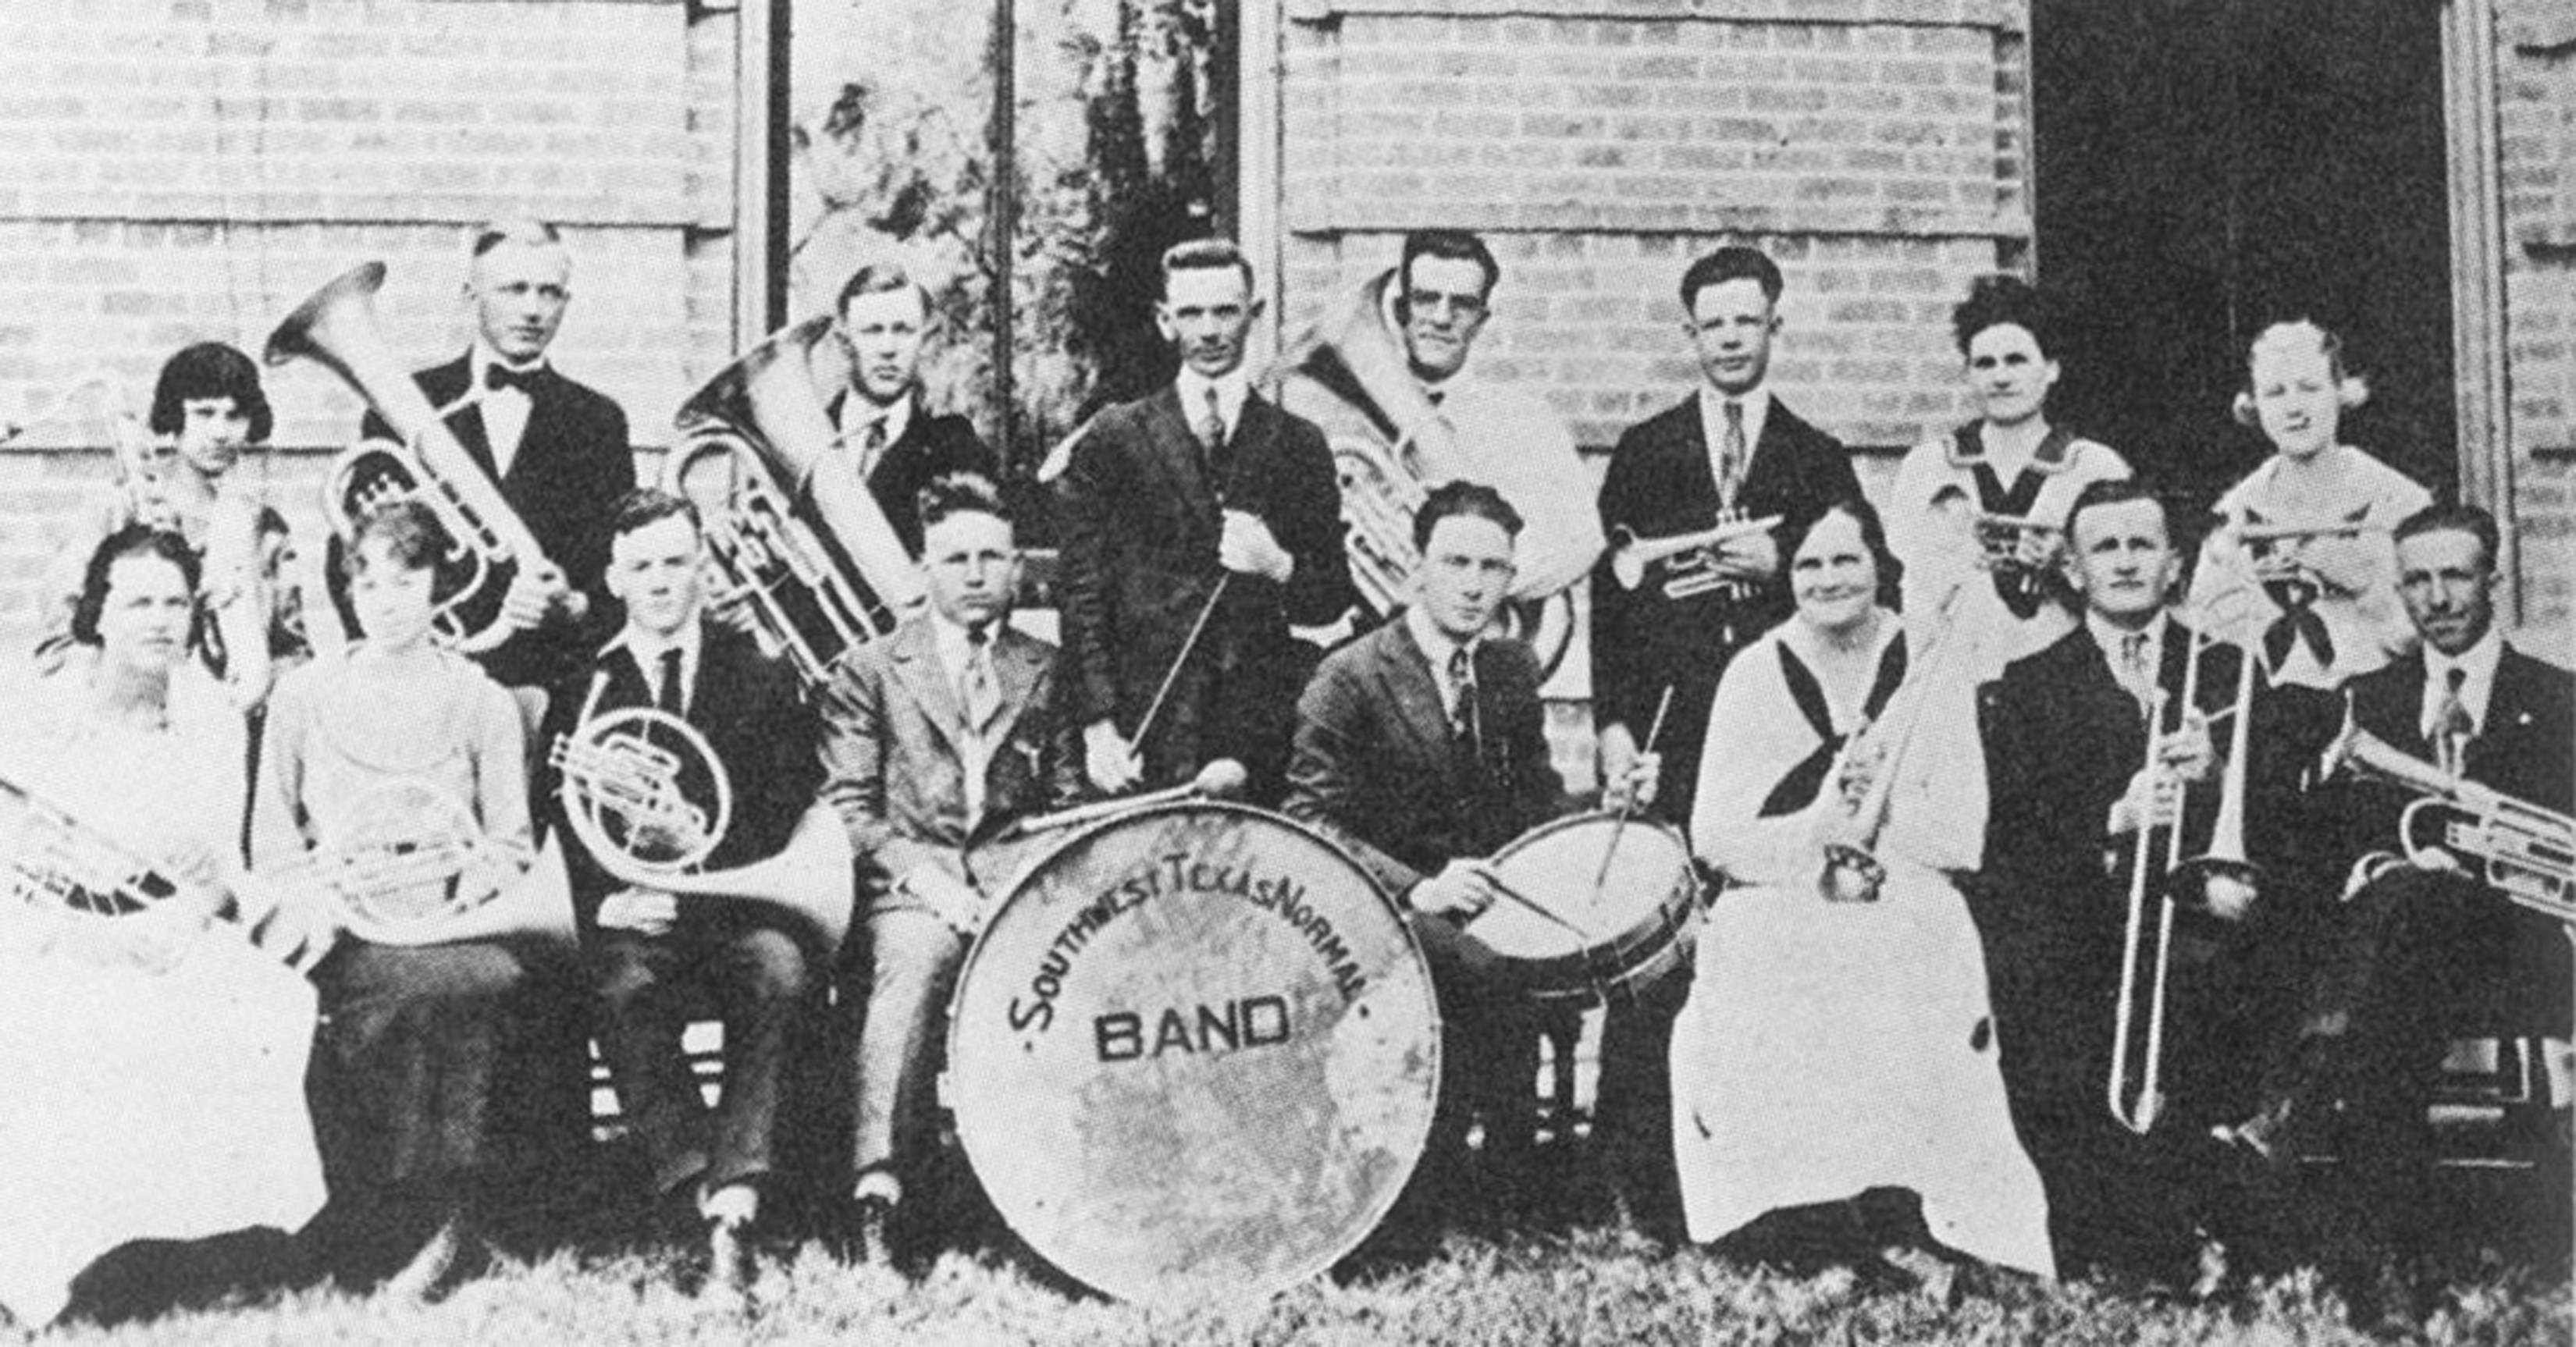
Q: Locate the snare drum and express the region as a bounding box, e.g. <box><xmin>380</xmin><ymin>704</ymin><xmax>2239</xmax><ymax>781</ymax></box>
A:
<box><xmin>944</xmin><ymin>802</ymin><xmax>1439</xmax><ymax>1305</ymax></box>
<box><xmin>1468</xmin><ymin>810</ymin><xmax>1699</xmax><ymax>1004</ymax></box>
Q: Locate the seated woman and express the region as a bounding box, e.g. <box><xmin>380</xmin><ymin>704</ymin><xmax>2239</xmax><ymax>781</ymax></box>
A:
<box><xmin>2188</xmin><ymin>318</ymin><xmax>2431</xmax><ymax>691</ymax></box>
<box><xmin>0</xmin><ymin>526</ymin><xmax>328</xmax><ymax>1327</ymax></box>
<box><xmin>251</xmin><ymin>499</ymin><xmax>556</xmax><ymax>1296</ymax></box>
<box><xmin>1671</xmin><ymin>498</ymin><xmax>2053</xmax><ymax>1285</ymax></box>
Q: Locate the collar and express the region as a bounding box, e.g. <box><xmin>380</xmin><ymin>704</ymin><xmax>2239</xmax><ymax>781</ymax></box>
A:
<box><xmin>839</xmin><ymin>386</ymin><xmax>916</xmax><ymax>446</ymax></box>
<box><xmin>928</xmin><ymin>608</ymin><xmax>1000</xmax><ymax>681</ymax></box>
<box><xmin>1417</xmin><ymin>365</ymin><xmax>1477</xmax><ymax>408</ymax></box>
<box><xmin>2085</xmin><ymin>608</ymin><xmax>2168</xmax><ymax>666</ymax></box>
<box><xmin>1176</xmin><ymin>366</ymin><xmax>1251</xmax><ymax>432</ymax></box>
<box><xmin>608</xmin><ymin>620</ymin><xmax>703</xmax><ymax>688</ymax></box>
<box><xmin>469</xmin><ymin>341</ymin><xmax>547</xmax><ymax>390</ymax></box>
<box><xmin>1947</xmin><ymin>421</ymin><xmax>2076</xmax><ymax>474</ymax></box>
<box><xmin>2423</xmin><ymin>627</ymin><xmax>2503</xmax><ymax>720</ymax></box>
<box><xmin>1698</xmin><ymin>384</ymin><xmax>1771</xmax><ymax>446</ymax></box>
<box><xmin>1402</xmin><ymin>604</ymin><xmax>1477</xmax><ymax>685</ymax></box>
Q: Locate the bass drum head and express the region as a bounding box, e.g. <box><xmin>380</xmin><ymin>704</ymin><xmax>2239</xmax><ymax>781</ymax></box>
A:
<box><xmin>945</xmin><ymin>802</ymin><xmax>1439</xmax><ymax>1305</ymax></box>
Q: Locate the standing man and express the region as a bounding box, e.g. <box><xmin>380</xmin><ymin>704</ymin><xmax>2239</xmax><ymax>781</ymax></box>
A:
<box><xmin>541</xmin><ymin>489</ymin><xmax>824</xmax><ymax>1296</ymax></box>
<box><xmin>1589</xmin><ymin>245</ymin><xmax>1861</xmax><ymax>1234</ymax></box>
<box><xmin>361</xmin><ymin>218</ymin><xmax>635</xmax><ymax>695</ymax></box>
<box><xmin>2217</xmin><ymin>503</ymin><xmax>2571</xmax><ymax>1320</ymax></box>
<box><xmin>1052</xmin><ymin>239</ymin><xmax>1354</xmax><ymax>803</ymax></box>
<box><xmin>824</xmin><ymin>261</ymin><xmax>998</xmax><ymax>556</ymax></box>
<box><xmin>816</xmin><ymin>472</ymin><xmax>1081</xmax><ymax>1267</ymax></box>
<box><xmin>1285</xmin><ymin>481</ymin><xmax>1656</xmax><ymax>1226</ymax></box>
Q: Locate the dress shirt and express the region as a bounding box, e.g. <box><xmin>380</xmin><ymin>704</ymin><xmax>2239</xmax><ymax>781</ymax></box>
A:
<box><xmin>835</xmin><ymin>388</ymin><xmax>916</xmax><ymax>475</ymax></box>
<box><xmin>1404</xmin><ymin>604</ymin><xmax>1476</xmax><ymax>726</ymax></box>
<box><xmin>2085</xmin><ymin>609</ymin><xmax>2169</xmax><ymax>713</ymax></box>
<box><xmin>2420</xmin><ymin>627</ymin><xmax>2503</xmax><ymax>742</ymax></box>
<box><xmin>929</xmin><ymin>610</ymin><xmax>1002</xmax><ymax>823</ymax></box>
<box><xmin>616</xmin><ymin>621</ymin><xmax>703</xmax><ymax>717</ymax></box>
<box><xmin>1174</xmin><ymin>366</ymin><xmax>1251</xmax><ymax>449</ymax></box>
<box><xmin>1696</xmin><ymin>385</ymin><xmax>1774</xmax><ymax>510</ymax></box>
<box><xmin>467</xmin><ymin>341</ymin><xmax>542</xmax><ymax>480</ymax></box>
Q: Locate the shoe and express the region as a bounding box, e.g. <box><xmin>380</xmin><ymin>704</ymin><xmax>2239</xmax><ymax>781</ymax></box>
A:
<box><xmin>835</xmin><ymin>1195</ymin><xmax>896</xmax><ymax>1271</ymax></box>
<box><xmin>702</xmin><ymin>1214</ymin><xmax>756</xmax><ymax>1307</ymax></box>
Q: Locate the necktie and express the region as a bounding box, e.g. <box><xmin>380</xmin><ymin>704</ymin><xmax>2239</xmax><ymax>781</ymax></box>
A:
<box><xmin>1718</xmin><ymin>399</ymin><xmax>1747</xmax><ymax>511</ymax></box>
<box><xmin>963</xmin><ymin>626</ymin><xmax>1001</xmax><ymax>732</ymax></box>
<box><xmin>2118</xmin><ymin>631</ymin><xmax>2154</xmax><ymax>713</ymax></box>
<box><xmin>1196</xmin><ymin>386</ymin><xmax>1228</xmax><ymax>475</ymax></box>
<box><xmin>484</xmin><ymin>363</ymin><xmax>539</xmax><ymax>395</ymax></box>
<box><xmin>655</xmin><ymin>646</ymin><xmax>685</xmax><ymax>716</ymax></box>
<box><xmin>1425</xmin><ymin>387</ymin><xmax>1446</xmax><ymax>409</ymax></box>
<box><xmin>1447</xmin><ymin>643</ymin><xmax>1482</xmax><ymax>761</ymax></box>
<box><xmin>2434</xmin><ymin>666</ymin><xmax>2474</xmax><ymax>777</ymax></box>
<box><xmin>858</xmin><ymin>416</ymin><xmax>891</xmax><ymax>482</ymax></box>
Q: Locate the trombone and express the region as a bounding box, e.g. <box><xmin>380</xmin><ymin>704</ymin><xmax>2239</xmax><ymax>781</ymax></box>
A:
<box><xmin>2107</xmin><ymin>621</ymin><xmax>2262</xmax><ymax>1136</ymax></box>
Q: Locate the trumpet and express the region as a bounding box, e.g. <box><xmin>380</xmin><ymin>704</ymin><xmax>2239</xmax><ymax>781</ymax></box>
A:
<box><xmin>1608</xmin><ymin>514</ymin><xmax>1783</xmax><ymax>596</ymax></box>
<box><xmin>2317</xmin><ymin>709</ymin><xmax>2574</xmax><ymax>925</ymax></box>
<box><xmin>266</xmin><ymin>261</ymin><xmax>555</xmax><ymax>655</ymax></box>
<box><xmin>1973</xmin><ymin>512</ymin><xmax>2058</xmax><ymax>566</ymax></box>
<box><xmin>550</xmin><ymin>673</ymin><xmax>853</xmax><ymax>950</ymax></box>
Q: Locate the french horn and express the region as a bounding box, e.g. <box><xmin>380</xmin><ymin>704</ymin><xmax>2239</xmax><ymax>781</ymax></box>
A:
<box><xmin>306</xmin><ymin>777</ymin><xmax>575</xmax><ymax>949</ymax></box>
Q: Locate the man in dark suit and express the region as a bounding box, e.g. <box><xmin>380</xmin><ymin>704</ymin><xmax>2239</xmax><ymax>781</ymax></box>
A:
<box><xmin>821</xmin><ymin>261</ymin><xmax>998</xmax><ymax>556</ymax></box>
<box><xmin>1052</xmin><ymin>238</ymin><xmax>1354</xmax><ymax>805</ymax></box>
<box><xmin>1286</xmin><ymin>481</ymin><xmax>1657</xmax><ymax>1224</ymax></box>
<box><xmin>358</xmin><ymin>219</ymin><xmax>635</xmax><ymax>694</ymax></box>
<box><xmin>1587</xmin><ymin>244</ymin><xmax>1862</xmax><ymax>1234</ymax></box>
<box><xmin>541</xmin><ymin>488</ymin><xmax>823</xmax><ymax>1295</ymax></box>
<box><xmin>1979</xmin><ymin>477</ymin><xmax>2329</xmax><ymax>1285</ymax></box>
<box><xmin>2216</xmin><ymin>503</ymin><xmax>2572</xmax><ymax>1310</ymax></box>
<box><xmin>816</xmin><ymin>472</ymin><xmax>1080</xmax><ymax>1267</ymax></box>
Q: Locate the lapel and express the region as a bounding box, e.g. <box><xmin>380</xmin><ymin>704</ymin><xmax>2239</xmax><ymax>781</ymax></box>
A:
<box><xmin>1660</xmin><ymin>397</ymin><xmax>1717</xmax><ymax>499</ymax></box>
<box><xmin>1141</xmin><ymin>386</ymin><xmax>1222</xmax><ymax>527</ymax></box>
<box><xmin>986</xmin><ymin>626</ymin><xmax>1048</xmax><ymax>741</ymax></box>
<box><xmin>1373</xmin><ymin>619</ymin><xmax>1457</xmax><ymax>769</ymax></box>
<box><xmin>423</xmin><ymin>357</ymin><xmax>501</xmax><ymax>482</ymax></box>
<box><xmin>499</xmin><ymin>365</ymin><xmax>565</xmax><ymax>492</ymax></box>
<box><xmin>2357</xmin><ymin>651</ymin><xmax>2434</xmax><ymax>758</ymax></box>
<box><xmin>887</xmin><ymin>619</ymin><xmax>968</xmax><ymax>753</ymax></box>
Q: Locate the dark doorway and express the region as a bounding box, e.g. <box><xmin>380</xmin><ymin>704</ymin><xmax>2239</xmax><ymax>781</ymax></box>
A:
<box><xmin>2031</xmin><ymin>0</ymin><xmax>2455</xmax><ymax>517</ymax></box>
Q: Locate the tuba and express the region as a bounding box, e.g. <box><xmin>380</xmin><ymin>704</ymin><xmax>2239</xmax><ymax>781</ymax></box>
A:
<box><xmin>550</xmin><ymin>672</ymin><xmax>854</xmax><ymax>951</ymax></box>
<box><xmin>306</xmin><ymin>777</ymin><xmax>575</xmax><ymax>949</ymax></box>
<box><xmin>1276</xmin><ymin>269</ymin><xmax>1577</xmax><ymax>674</ymax></box>
<box><xmin>671</xmin><ymin>315</ymin><xmax>922</xmax><ymax>688</ymax></box>
<box><xmin>2317</xmin><ymin>707</ymin><xmax>2574</xmax><ymax>926</ymax></box>
<box><xmin>265</xmin><ymin>261</ymin><xmax>553</xmax><ymax>655</ymax></box>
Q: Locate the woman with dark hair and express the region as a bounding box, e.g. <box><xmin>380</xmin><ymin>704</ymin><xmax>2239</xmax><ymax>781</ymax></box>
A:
<box><xmin>1670</xmin><ymin>498</ymin><xmax>2052</xmax><ymax>1287</ymax></box>
<box><xmin>251</xmin><ymin>499</ymin><xmax>553</xmax><ymax>1298</ymax></box>
<box><xmin>39</xmin><ymin>342</ymin><xmax>294</xmax><ymax>708</ymax></box>
<box><xmin>1885</xmin><ymin>276</ymin><xmax>2129</xmax><ymax>680</ymax></box>
<box><xmin>0</xmin><ymin>525</ymin><xmax>327</xmax><ymax>1327</ymax></box>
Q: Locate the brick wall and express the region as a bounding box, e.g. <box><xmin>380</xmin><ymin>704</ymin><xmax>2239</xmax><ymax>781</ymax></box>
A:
<box><xmin>1273</xmin><ymin>0</ymin><xmax>2032</xmax><ymax>463</ymax></box>
<box><xmin>2500</xmin><ymin>0</ymin><xmax>2576</xmax><ymax>657</ymax></box>
<box><xmin>0</xmin><ymin>0</ymin><xmax>742</xmax><ymax>650</ymax></box>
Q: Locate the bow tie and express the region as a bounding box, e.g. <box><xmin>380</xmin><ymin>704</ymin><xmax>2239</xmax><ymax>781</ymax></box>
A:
<box><xmin>484</xmin><ymin>363</ymin><xmax>542</xmax><ymax>395</ymax></box>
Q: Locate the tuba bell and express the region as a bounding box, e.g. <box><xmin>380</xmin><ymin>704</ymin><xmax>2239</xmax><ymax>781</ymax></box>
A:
<box><xmin>265</xmin><ymin>261</ymin><xmax>554</xmax><ymax>655</ymax></box>
<box><xmin>671</xmin><ymin>315</ymin><xmax>923</xmax><ymax>688</ymax></box>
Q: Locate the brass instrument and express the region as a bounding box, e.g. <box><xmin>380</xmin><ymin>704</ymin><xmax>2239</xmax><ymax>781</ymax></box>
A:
<box><xmin>2317</xmin><ymin>709</ymin><xmax>2574</xmax><ymax>925</ymax></box>
<box><xmin>0</xmin><ymin>766</ymin><xmax>330</xmax><ymax>973</ymax></box>
<box><xmin>2106</xmin><ymin>625</ymin><xmax>2263</xmax><ymax>1135</ymax></box>
<box><xmin>308</xmin><ymin>777</ymin><xmax>574</xmax><ymax>947</ymax></box>
<box><xmin>265</xmin><ymin>261</ymin><xmax>554</xmax><ymax>655</ymax></box>
<box><xmin>1973</xmin><ymin>511</ymin><xmax>2058</xmax><ymax>567</ymax></box>
<box><xmin>550</xmin><ymin>673</ymin><xmax>853</xmax><ymax>951</ymax></box>
<box><xmin>1816</xmin><ymin>588</ymin><xmax>1969</xmax><ymax>904</ymax></box>
<box><xmin>2231</xmin><ymin>518</ymin><xmax>2380</xmax><ymax>545</ymax></box>
<box><xmin>1607</xmin><ymin>514</ymin><xmax>1783</xmax><ymax>598</ymax></box>
<box><xmin>673</xmin><ymin>315</ymin><xmax>923</xmax><ymax>681</ymax></box>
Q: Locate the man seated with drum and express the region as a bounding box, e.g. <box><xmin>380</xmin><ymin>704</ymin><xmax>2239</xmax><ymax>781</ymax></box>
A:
<box><xmin>816</xmin><ymin>471</ymin><xmax>1082</xmax><ymax>1268</ymax></box>
<box><xmin>538</xmin><ymin>487</ymin><xmax>823</xmax><ymax>1296</ymax></box>
<box><xmin>1284</xmin><ymin>480</ymin><xmax>1658</xmax><ymax>1225</ymax></box>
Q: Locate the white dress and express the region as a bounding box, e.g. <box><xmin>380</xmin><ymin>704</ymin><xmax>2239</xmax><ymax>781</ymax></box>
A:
<box><xmin>1674</xmin><ymin>617</ymin><xmax>2055</xmax><ymax>1278</ymax></box>
<box><xmin>0</xmin><ymin>656</ymin><xmax>322</xmax><ymax>1326</ymax></box>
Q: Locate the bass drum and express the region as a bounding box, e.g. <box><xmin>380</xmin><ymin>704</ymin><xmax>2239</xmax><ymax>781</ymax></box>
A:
<box><xmin>945</xmin><ymin>802</ymin><xmax>1439</xmax><ymax>1305</ymax></box>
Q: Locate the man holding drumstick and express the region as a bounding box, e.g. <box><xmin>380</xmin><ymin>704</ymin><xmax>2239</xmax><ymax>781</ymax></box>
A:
<box><xmin>1286</xmin><ymin>481</ymin><xmax>1657</xmax><ymax>1230</ymax></box>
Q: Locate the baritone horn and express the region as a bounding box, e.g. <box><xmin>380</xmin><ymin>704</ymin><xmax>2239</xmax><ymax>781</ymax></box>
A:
<box><xmin>550</xmin><ymin>673</ymin><xmax>854</xmax><ymax>951</ymax></box>
<box><xmin>672</xmin><ymin>315</ymin><xmax>923</xmax><ymax>687</ymax></box>
<box><xmin>1607</xmin><ymin>514</ymin><xmax>1783</xmax><ymax>597</ymax></box>
<box><xmin>265</xmin><ymin>261</ymin><xmax>554</xmax><ymax>654</ymax></box>
<box><xmin>2316</xmin><ymin>708</ymin><xmax>2574</xmax><ymax>925</ymax></box>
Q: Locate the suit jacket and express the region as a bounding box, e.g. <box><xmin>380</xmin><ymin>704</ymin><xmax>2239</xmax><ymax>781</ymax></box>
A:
<box><xmin>1283</xmin><ymin>618</ymin><xmax>1566</xmax><ymax>900</ymax></box>
<box><xmin>820</xmin><ymin>392</ymin><xmax>998</xmax><ymax>557</ymax></box>
<box><xmin>1053</xmin><ymin>383</ymin><xmax>1354</xmax><ymax>788</ymax></box>
<box><xmin>1589</xmin><ymin>393</ymin><xmax>1860</xmax><ymax>823</ymax></box>
<box><xmin>540</xmin><ymin>620</ymin><xmax>820</xmax><ymax>929</ymax></box>
<box><xmin>360</xmin><ymin>355</ymin><xmax>635</xmax><ymax>690</ymax></box>
<box><xmin>815</xmin><ymin>615</ymin><xmax>1082</xmax><ymax>904</ymax></box>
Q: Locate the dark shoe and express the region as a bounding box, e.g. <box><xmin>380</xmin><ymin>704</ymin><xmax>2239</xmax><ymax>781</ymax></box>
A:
<box><xmin>834</xmin><ymin>1196</ymin><xmax>895</xmax><ymax>1271</ymax></box>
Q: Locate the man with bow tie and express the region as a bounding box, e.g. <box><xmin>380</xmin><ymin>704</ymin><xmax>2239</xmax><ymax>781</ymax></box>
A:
<box><xmin>1051</xmin><ymin>238</ymin><xmax>1354</xmax><ymax>805</ymax></box>
<box><xmin>823</xmin><ymin>261</ymin><xmax>997</xmax><ymax>557</ymax></box>
<box><xmin>539</xmin><ymin>488</ymin><xmax>823</xmax><ymax>1294</ymax></box>
<box><xmin>815</xmin><ymin>472</ymin><xmax>1082</xmax><ymax>1267</ymax></box>
<box><xmin>358</xmin><ymin>219</ymin><xmax>635</xmax><ymax>694</ymax></box>
<box><xmin>2212</xmin><ymin>502</ymin><xmax>2571</xmax><ymax>1321</ymax></box>
<box><xmin>1286</xmin><ymin>482</ymin><xmax>1657</xmax><ymax>1228</ymax></box>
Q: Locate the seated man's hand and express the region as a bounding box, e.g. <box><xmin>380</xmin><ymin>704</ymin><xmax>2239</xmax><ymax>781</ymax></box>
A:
<box><xmin>1410</xmin><ymin>860</ymin><xmax>1500</xmax><ymax>921</ymax></box>
<box><xmin>2158</xmin><ymin>711</ymin><xmax>2217</xmax><ymax>785</ymax></box>
<box><xmin>597</xmin><ymin>887</ymin><xmax>678</xmax><ymax>937</ymax></box>
<box><xmin>1605</xmin><ymin>751</ymin><xmax>1660</xmax><ymax>812</ymax></box>
<box><xmin>1083</xmin><ymin>719</ymin><xmax>1143</xmax><ymax>794</ymax></box>
<box><xmin>2109</xmin><ymin>766</ymin><xmax>2183</xmax><ymax>837</ymax></box>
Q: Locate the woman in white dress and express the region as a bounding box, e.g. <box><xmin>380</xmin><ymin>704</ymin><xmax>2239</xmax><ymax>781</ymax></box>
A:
<box><xmin>2187</xmin><ymin>318</ymin><xmax>2431</xmax><ymax>690</ymax></box>
<box><xmin>1672</xmin><ymin>498</ymin><xmax>2054</xmax><ymax>1281</ymax></box>
<box><xmin>1884</xmin><ymin>275</ymin><xmax>2129</xmax><ymax>682</ymax></box>
<box><xmin>0</xmin><ymin>526</ymin><xmax>329</xmax><ymax>1327</ymax></box>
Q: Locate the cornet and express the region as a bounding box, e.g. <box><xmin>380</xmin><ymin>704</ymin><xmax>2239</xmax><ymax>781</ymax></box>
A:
<box><xmin>1608</xmin><ymin>514</ymin><xmax>1783</xmax><ymax>597</ymax></box>
<box><xmin>2317</xmin><ymin>708</ymin><xmax>2574</xmax><ymax>925</ymax></box>
<box><xmin>1973</xmin><ymin>512</ymin><xmax>2059</xmax><ymax>567</ymax></box>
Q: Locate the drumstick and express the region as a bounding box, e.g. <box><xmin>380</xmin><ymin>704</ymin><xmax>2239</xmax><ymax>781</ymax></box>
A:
<box><xmin>1591</xmin><ymin>686</ymin><xmax>1674</xmax><ymax>893</ymax></box>
<box><xmin>1129</xmin><ymin>574</ymin><xmax>1230</xmax><ymax>760</ymax></box>
<box><xmin>1472</xmin><ymin>863</ymin><xmax>1597</xmax><ymax>944</ymax></box>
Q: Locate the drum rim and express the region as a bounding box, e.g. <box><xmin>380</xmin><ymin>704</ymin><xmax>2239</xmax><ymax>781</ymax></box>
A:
<box><xmin>1473</xmin><ymin>808</ymin><xmax>1698</xmax><ymax>1000</ymax></box>
<box><xmin>939</xmin><ymin>798</ymin><xmax>1443</xmax><ymax>1304</ymax></box>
